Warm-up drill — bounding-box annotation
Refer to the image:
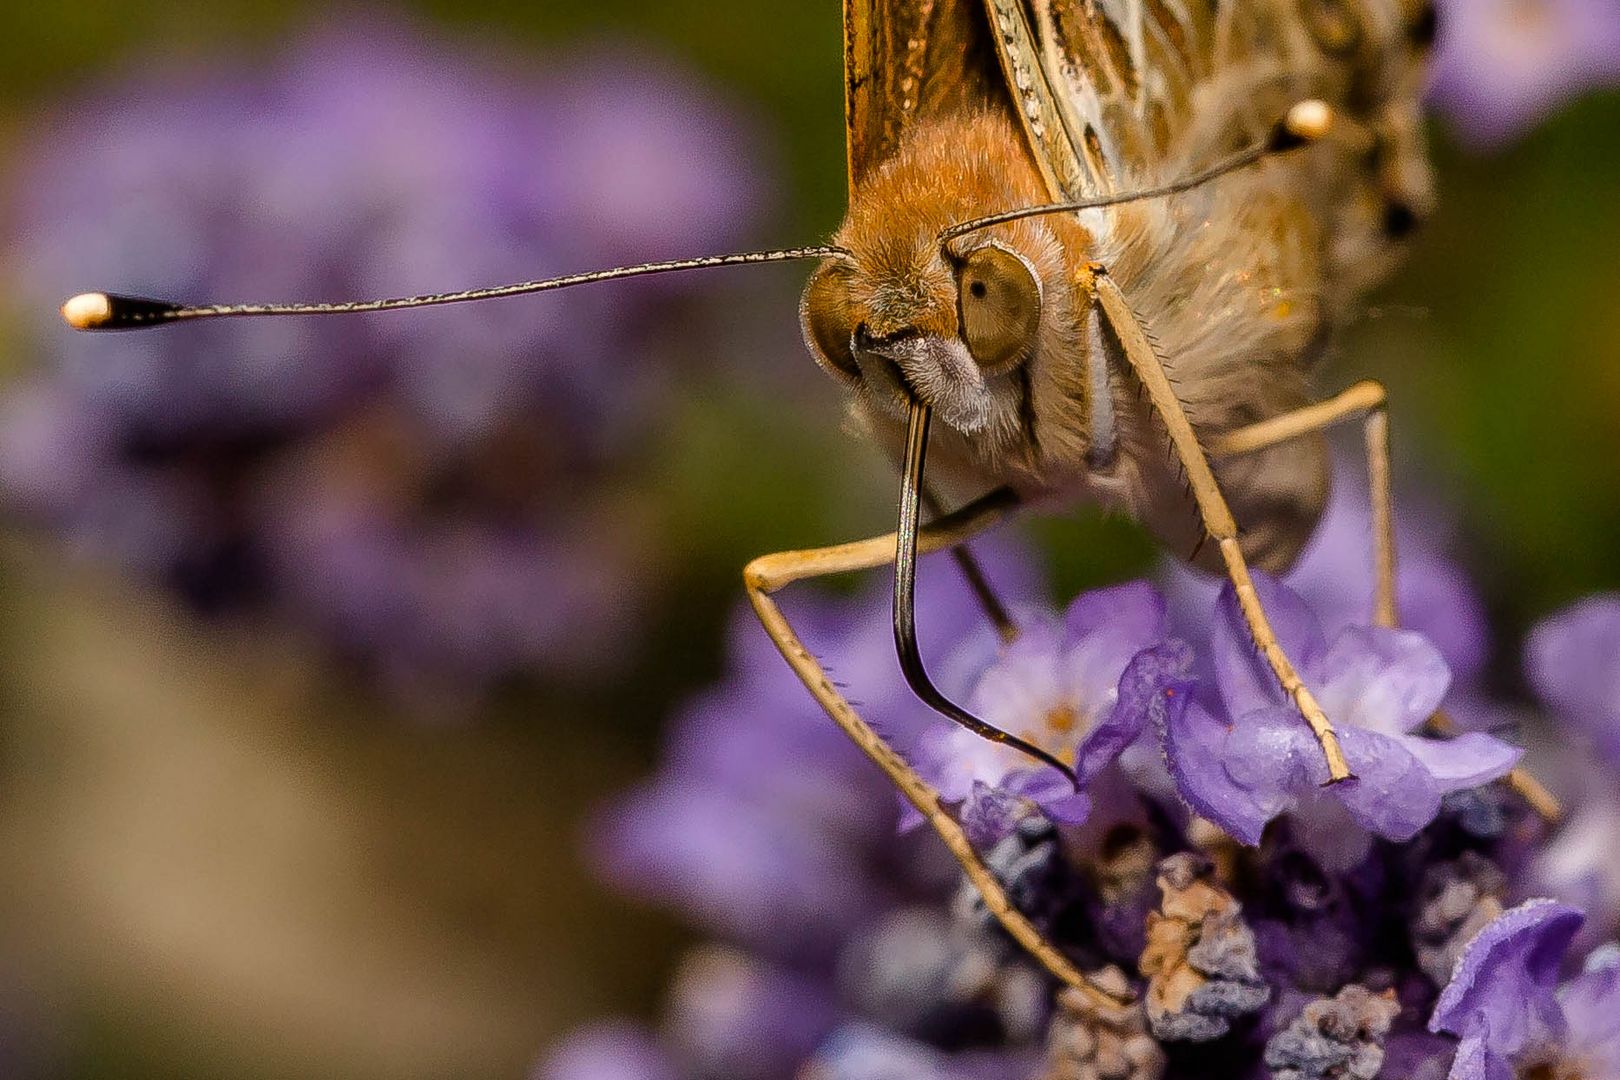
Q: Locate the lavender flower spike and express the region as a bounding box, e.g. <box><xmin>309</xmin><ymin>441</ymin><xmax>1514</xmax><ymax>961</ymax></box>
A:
<box><xmin>1430</xmin><ymin>899</ymin><xmax>1620</xmax><ymax>1080</ymax></box>
<box><xmin>1163</xmin><ymin>573</ymin><xmax>1521</xmax><ymax>866</ymax></box>
<box><xmin>910</xmin><ymin>582</ymin><xmax>1170</xmax><ymax>843</ymax></box>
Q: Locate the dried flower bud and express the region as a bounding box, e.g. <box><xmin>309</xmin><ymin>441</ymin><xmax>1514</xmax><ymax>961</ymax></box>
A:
<box><xmin>1263</xmin><ymin>984</ymin><xmax>1401</xmax><ymax>1080</ymax></box>
<box><xmin>1041</xmin><ymin>970</ymin><xmax>1165</xmax><ymax>1080</ymax></box>
<box><xmin>954</xmin><ymin>814</ymin><xmax>1074</xmax><ymax>946</ymax></box>
<box><xmin>1139</xmin><ymin>853</ymin><xmax>1269</xmax><ymax>1041</ymax></box>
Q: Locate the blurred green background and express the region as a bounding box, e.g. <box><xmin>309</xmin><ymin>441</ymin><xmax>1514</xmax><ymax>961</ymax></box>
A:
<box><xmin>0</xmin><ymin>4</ymin><xmax>1616</xmax><ymax>1079</ymax></box>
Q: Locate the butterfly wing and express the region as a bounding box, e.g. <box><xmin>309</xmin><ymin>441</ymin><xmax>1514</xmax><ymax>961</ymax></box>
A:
<box><xmin>1005</xmin><ymin>1</ymin><xmax>1434</xmax><ymax>196</ymax></box>
<box><xmin>991</xmin><ymin>1</ymin><xmax>1436</xmax><ymax>571</ymax></box>
<box><xmin>842</xmin><ymin>0</ymin><xmax>1018</xmax><ymax>194</ymax></box>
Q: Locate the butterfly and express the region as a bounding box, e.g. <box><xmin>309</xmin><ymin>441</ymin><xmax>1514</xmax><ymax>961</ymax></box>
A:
<box><xmin>63</xmin><ymin>0</ymin><xmax>1499</xmax><ymax>1004</ymax></box>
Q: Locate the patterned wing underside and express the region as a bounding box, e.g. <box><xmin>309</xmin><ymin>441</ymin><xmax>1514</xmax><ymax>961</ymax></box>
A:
<box><xmin>843</xmin><ymin>0</ymin><xmax>1014</xmax><ymax>194</ymax></box>
<box><xmin>987</xmin><ymin>0</ymin><xmax>1433</xmax><ymax>198</ymax></box>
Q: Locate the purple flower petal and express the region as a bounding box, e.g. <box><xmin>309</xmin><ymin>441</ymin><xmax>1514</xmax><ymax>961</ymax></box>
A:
<box><xmin>592</xmin><ymin>781</ymin><xmax>874</xmax><ymax>953</ymax></box>
<box><xmin>1171</xmin><ymin>703</ymin><xmax>1276</xmax><ymax>846</ymax></box>
<box><xmin>916</xmin><ymin>580</ymin><xmax>1172</xmax><ymax>837</ymax></box>
<box><xmin>1063</xmin><ymin>580</ymin><xmax>1167</xmax><ymax>656</ymax></box>
<box><xmin>1398</xmin><ymin>732</ymin><xmax>1523</xmax><ymax>795</ymax></box>
<box><xmin>959</xmin><ymin>781</ymin><xmax>1031</xmax><ymax>848</ymax></box>
<box><xmin>1006</xmin><ymin>770</ymin><xmax>1092</xmax><ymax>825</ymax></box>
<box><xmin>1332</xmin><ymin>727</ymin><xmax>1444</xmax><ymax>841</ymax></box>
<box><xmin>1527</xmin><ymin>595</ymin><xmax>1620</xmax><ymax>768</ymax></box>
<box><xmin>664</xmin><ymin>948</ymin><xmax>840</xmax><ymax>1080</ymax></box>
<box><xmin>1164</xmin><ymin>458</ymin><xmax>1491</xmax><ymax>685</ymax></box>
<box><xmin>1561</xmin><ymin>946</ymin><xmax>1620</xmax><ymax>1076</ymax></box>
<box><xmin>1430</xmin><ymin>900</ymin><xmax>1585</xmax><ymax>1062</ymax></box>
<box><xmin>1224</xmin><ymin>708</ymin><xmax>1333</xmax><ymax>798</ymax></box>
<box><xmin>1073</xmin><ymin>641</ymin><xmax>1176</xmax><ymax>787</ymax></box>
<box><xmin>1142</xmin><ymin>641</ymin><xmax>1279</xmax><ymax>845</ymax></box>
<box><xmin>1315</xmin><ymin>626</ymin><xmax>1452</xmax><ymax>737</ymax></box>
<box><xmin>1447</xmin><ymin>1033</ymin><xmax>1513</xmax><ymax>1080</ymax></box>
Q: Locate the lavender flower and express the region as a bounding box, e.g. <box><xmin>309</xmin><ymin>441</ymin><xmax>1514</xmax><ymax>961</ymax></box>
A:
<box><xmin>1429</xmin><ymin>0</ymin><xmax>1620</xmax><ymax>149</ymax></box>
<box><xmin>908</xmin><ymin>583</ymin><xmax>1172</xmax><ymax>843</ymax></box>
<box><xmin>1163</xmin><ymin>462</ymin><xmax>1492</xmax><ymax>689</ymax></box>
<box><xmin>663</xmin><ymin>947</ymin><xmax>840</xmax><ymax>1080</ymax></box>
<box><xmin>549</xmin><ymin>477</ymin><xmax>1620</xmax><ymax>1080</ymax></box>
<box><xmin>1139</xmin><ymin>854</ymin><xmax>1270</xmax><ymax>1042</ymax></box>
<box><xmin>538</xmin><ymin>1024</ymin><xmax>679</xmax><ymax>1080</ymax></box>
<box><xmin>1522</xmin><ymin>598</ymin><xmax>1620</xmax><ymax>937</ymax></box>
<box><xmin>1155</xmin><ymin>573</ymin><xmax>1521</xmax><ymax>869</ymax></box>
<box><xmin>1526</xmin><ymin>595</ymin><xmax>1620</xmax><ymax>767</ymax></box>
<box><xmin>800</xmin><ymin>1025</ymin><xmax>1027</xmax><ymax>1080</ymax></box>
<box><xmin>1429</xmin><ymin>900</ymin><xmax>1620</xmax><ymax>1079</ymax></box>
<box><xmin>1526</xmin><ymin>757</ymin><xmax>1620</xmax><ymax>944</ymax></box>
<box><xmin>1</xmin><ymin>24</ymin><xmax>765</xmax><ymax>700</ymax></box>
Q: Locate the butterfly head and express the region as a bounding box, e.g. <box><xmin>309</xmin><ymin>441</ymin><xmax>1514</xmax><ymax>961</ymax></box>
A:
<box><xmin>800</xmin><ymin>113</ymin><xmax>1079</xmax><ymax>437</ymax></box>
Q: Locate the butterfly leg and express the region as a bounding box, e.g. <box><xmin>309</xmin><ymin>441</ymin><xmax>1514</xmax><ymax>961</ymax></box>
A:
<box><xmin>1211</xmin><ymin>380</ymin><xmax>1397</xmax><ymax>625</ymax></box>
<box><xmin>931</xmin><ymin>488</ymin><xmax>1021</xmax><ymax>644</ymax></box>
<box><xmin>1210</xmin><ymin>382</ymin><xmax>1562</xmax><ymax>821</ymax></box>
<box><xmin>743</xmin><ymin>490</ymin><xmax>1125</xmax><ymax>1005</ymax></box>
<box><xmin>1087</xmin><ymin>264</ymin><xmax>1354</xmax><ymax>782</ymax></box>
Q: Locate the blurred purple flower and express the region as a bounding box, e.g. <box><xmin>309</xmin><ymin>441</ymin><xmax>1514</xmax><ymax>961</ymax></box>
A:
<box><xmin>909</xmin><ymin>582</ymin><xmax>1170</xmax><ymax>842</ymax></box>
<box><xmin>663</xmin><ymin>947</ymin><xmax>840</xmax><ymax>1080</ymax></box>
<box><xmin>1</xmin><ymin>23</ymin><xmax>767</xmax><ymax>698</ymax></box>
<box><xmin>1520</xmin><ymin>599</ymin><xmax>1620</xmax><ymax>937</ymax></box>
<box><xmin>536</xmin><ymin>1023</ymin><xmax>679</xmax><ymax>1080</ymax></box>
<box><xmin>1526</xmin><ymin>595</ymin><xmax>1620</xmax><ymax>767</ymax></box>
<box><xmin>591</xmin><ymin>540</ymin><xmax>1039</xmax><ymax>956</ymax></box>
<box><xmin>1522</xmin><ymin>748</ymin><xmax>1620</xmax><ymax>945</ymax></box>
<box><xmin>1430</xmin><ymin>900</ymin><xmax>1620</xmax><ymax>1079</ymax></box>
<box><xmin>802</xmin><ymin>1024</ymin><xmax>1027</xmax><ymax>1080</ymax></box>
<box><xmin>1429</xmin><ymin>0</ymin><xmax>1620</xmax><ymax>148</ymax></box>
<box><xmin>1157</xmin><ymin>574</ymin><xmax>1520</xmax><ymax>867</ymax></box>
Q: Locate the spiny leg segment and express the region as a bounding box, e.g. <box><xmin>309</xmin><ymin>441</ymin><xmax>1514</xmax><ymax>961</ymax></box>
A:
<box><xmin>1212</xmin><ymin>381</ymin><xmax>1561</xmax><ymax>822</ymax></box>
<box><xmin>1088</xmin><ymin>263</ymin><xmax>1353</xmax><ymax>783</ymax></box>
<box><xmin>742</xmin><ymin>490</ymin><xmax>1127</xmax><ymax>1006</ymax></box>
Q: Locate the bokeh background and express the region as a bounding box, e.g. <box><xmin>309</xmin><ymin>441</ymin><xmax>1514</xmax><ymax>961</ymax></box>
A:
<box><xmin>0</xmin><ymin>3</ymin><xmax>1615</xmax><ymax>1078</ymax></box>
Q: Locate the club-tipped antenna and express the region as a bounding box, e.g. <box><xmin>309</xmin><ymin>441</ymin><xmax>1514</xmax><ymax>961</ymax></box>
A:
<box><xmin>938</xmin><ymin>99</ymin><xmax>1335</xmax><ymax>243</ymax></box>
<box><xmin>893</xmin><ymin>398</ymin><xmax>1081</xmax><ymax>790</ymax></box>
<box><xmin>60</xmin><ymin>245</ymin><xmax>846</xmax><ymax>332</ymax></box>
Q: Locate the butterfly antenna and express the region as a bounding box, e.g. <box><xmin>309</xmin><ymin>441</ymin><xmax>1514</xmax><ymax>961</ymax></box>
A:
<box><xmin>939</xmin><ymin>99</ymin><xmax>1335</xmax><ymax>242</ymax></box>
<box><xmin>60</xmin><ymin>246</ymin><xmax>846</xmax><ymax>332</ymax></box>
<box><xmin>894</xmin><ymin>398</ymin><xmax>1081</xmax><ymax>790</ymax></box>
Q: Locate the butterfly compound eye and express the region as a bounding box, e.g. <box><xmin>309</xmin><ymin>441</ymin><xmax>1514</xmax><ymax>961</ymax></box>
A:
<box><xmin>956</xmin><ymin>246</ymin><xmax>1040</xmax><ymax>374</ymax></box>
<box><xmin>800</xmin><ymin>261</ymin><xmax>862</xmax><ymax>383</ymax></box>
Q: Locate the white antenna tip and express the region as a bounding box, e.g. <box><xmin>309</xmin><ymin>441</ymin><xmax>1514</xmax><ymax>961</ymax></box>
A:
<box><xmin>1284</xmin><ymin>100</ymin><xmax>1334</xmax><ymax>143</ymax></box>
<box><xmin>61</xmin><ymin>292</ymin><xmax>113</xmax><ymax>330</ymax></box>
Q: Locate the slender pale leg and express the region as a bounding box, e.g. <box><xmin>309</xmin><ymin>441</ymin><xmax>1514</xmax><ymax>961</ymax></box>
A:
<box><xmin>743</xmin><ymin>489</ymin><xmax>1126</xmax><ymax>1005</ymax></box>
<box><xmin>1212</xmin><ymin>381</ymin><xmax>1396</xmax><ymax>624</ymax></box>
<box><xmin>1211</xmin><ymin>382</ymin><xmax>1561</xmax><ymax>821</ymax></box>
<box><xmin>1089</xmin><ymin>265</ymin><xmax>1352</xmax><ymax>782</ymax></box>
